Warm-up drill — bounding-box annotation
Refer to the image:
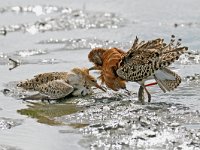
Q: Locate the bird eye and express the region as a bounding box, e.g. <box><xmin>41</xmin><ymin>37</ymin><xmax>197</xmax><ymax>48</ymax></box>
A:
<box><xmin>91</xmin><ymin>79</ymin><xmax>96</xmax><ymax>82</ymax></box>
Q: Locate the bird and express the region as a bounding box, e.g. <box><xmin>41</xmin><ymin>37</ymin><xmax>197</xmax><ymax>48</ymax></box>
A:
<box><xmin>88</xmin><ymin>47</ymin><xmax>127</xmax><ymax>91</ymax></box>
<box><xmin>17</xmin><ymin>67</ymin><xmax>106</xmax><ymax>100</ymax></box>
<box><xmin>88</xmin><ymin>35</ymin><xmax>188</xmax><ymax>104</ymax></box>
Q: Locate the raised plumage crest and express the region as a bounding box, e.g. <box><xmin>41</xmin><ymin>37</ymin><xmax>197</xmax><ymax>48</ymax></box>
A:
<box><xmin>89</xmin><ymin>48</ymin><xmax>126</xmax><ymax>91</ymax></box>
<box><xmin>88</xmin><ymin>48</ymin><xmax>107</xmax><ymax>67</ymax></box>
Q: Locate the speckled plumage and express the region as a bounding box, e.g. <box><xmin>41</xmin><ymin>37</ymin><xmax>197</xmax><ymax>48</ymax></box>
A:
<box><xmin>17</xmin><ymin>68</ymin><xmax>105</xmax><ymax>100</ymax></box>
<box><xmin>17</xmin><ymin>72</ymin><xmax>69</xmax><ymax>90</ymax></box>
<box><xmin>154</xmin><ymin>67</ymin><xmax>181</xmax><ymax>93</ymax></box>
<box><xmin>117</xmin><ymin>37</ymin><xmax>188</xmax><ymax>82</ymax></box>
<box><xmin>88</xmin><ymin>36</ymin><xmax>188</xmax><ymax>103</ymax></box>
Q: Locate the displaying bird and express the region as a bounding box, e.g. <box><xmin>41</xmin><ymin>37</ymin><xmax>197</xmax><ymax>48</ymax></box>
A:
<box><xmin>88</xmin><ymin>36</ymin><xmax>188</xmax><ymax>104</ymax></box>
<box><xmin>17</xmin><ymin>67</ymin><xmax>105</xmax><ymax>100</ymax></box>
<box><xmin>88</xmin><ymin>47</ymin><xmax>126</xmax><ymax>91</ymax></box>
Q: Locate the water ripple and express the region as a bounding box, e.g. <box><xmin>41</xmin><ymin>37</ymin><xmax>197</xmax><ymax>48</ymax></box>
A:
<box><xmin>173</xmin><ymin>22</ymin><xmax>200</xmax><ymax>28</ymax></box>
<box><xmin>183</xmin><ymin>73</ymin><xmax>200</xmax><ymax>85</ymax></box>
<box><xmin>0</xmin><ymin>5</ymin><xmax>125</xmax><ymax>34</ymax></box>
<box><xmin>178</xmin><ymin>51</ymin><xmax>200</xmax><ymax>64</ymax></box>
<box><xmin>0</xmin><ymin>5</ymin><xmax>71</xmax><ymax>16</ymax></box>
<box><xmin>0</xmin><ymin>117</ymin><xmax>23</xmax><ymax>130</ymax></box>
<box><xmin>15</xmin><ymin>49</ymin><xmax>48</xmax><ymax>57</ymax></box>
<box><xmin>38</xmin><ymin>38</ymin><xmax>131</xmax><ymax>50</ymax></box>
<box><xmin>0</xmin><ymin>145</ymin><xmax>22</xmax><ymax>150</ymax></box>
<box><xmin>0</xmin><ymin>52</ymin><xmax>9</xmax><ymax>65</ymax></box>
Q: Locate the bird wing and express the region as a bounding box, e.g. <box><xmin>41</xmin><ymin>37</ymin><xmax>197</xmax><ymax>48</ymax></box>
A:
<box><xmin>116</xmin><ymin>37</ymin><xmax>187</xmax><ymax>81</ymax></box>
<box><xmin>35</xmin><ymin>80</ymin><xmax>74</xmax><ymax>99</ymax></box>
<box><xmin>17</xmin><ymin>72</ymin><xmax>68</xmax><ymax>90</ymax></box>
<box><xmin>154</xmin><ymin>67</ymin><xmax>181</xmax><ymax>93</ymax></box>
<box><xmin>116</xmin><ymin>49</ymin><xmax>161</xmax><ymax>81</ymax></box>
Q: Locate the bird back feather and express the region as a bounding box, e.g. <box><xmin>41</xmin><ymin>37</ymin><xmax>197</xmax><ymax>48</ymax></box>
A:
<box><xmin>117</xmin><ymin>36</ymin><xmax>188</xmax><ymax>82</ymax></box>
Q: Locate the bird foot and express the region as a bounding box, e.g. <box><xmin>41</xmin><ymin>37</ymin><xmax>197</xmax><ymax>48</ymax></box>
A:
<box><xmin>124</xmin><ymin>89</ymin><xmax>131</xmax><ymax>96</ymax></box>
<box><xmin>144</xmin><ymin>87</ymin><xmax>151</xmax><ymax>103</ymax></box>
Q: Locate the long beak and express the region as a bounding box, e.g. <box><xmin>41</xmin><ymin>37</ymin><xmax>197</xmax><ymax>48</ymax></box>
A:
<box><xmin>89</xmin><ymin>66</ymin><xmax>96</xmax><ymax>70</ymax></box>
<box><xmin>89</xmin><ymin>66</ymin><xmax>102</xmax><ymax>71</ymax></box>
<box><xmin>95</xmin><ymin>83</ymin><xmax>106</xmax><ymax>92</ymax></box>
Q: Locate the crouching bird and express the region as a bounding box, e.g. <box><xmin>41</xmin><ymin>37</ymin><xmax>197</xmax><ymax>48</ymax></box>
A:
<box><xmin>88</xmin><ymin>36</ymin><xmax>188</xmax><ymax>104</ymax></box>
<box><xmin>17</xmin><ymin>68</ymin><xmax>105</xmax><ymax>100</ymax></box>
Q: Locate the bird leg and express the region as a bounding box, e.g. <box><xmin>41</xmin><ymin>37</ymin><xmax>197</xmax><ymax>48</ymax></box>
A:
<box><xmin>144</xmin><ymin>87</ymin><xmax>151</xmax><ymax>103</ymax></box>
<box><xmin>138</xmin><ymin>84</ymin><xmax>152</xmax><ymax>104</ymax></box>
<box><xmin>145</xmin><ymin>82</ymin><xmax>157</xmax><ymax>87</ymax></box>
<box><xmin>138</xmin><ymin>86</ymin><xmax>145</xmax><ymax>105</ymax></box>
<box><xmin>124</xmin><ymin>88</ymin><xmax>131</xmax><ymax>96</ymax></box>
<box><xmin>144</xmin><ymin>82</ymin><xmax>157</xmax><ymax>102</ymax></box>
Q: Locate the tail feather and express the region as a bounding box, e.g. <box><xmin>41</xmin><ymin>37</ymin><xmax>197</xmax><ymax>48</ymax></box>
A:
<box><xmin>154</xmin><ymin>68</ymin><xmax>181</xmax><ymax>93</ymax></box>
<box><xmin>158</xmin><ymin>46</ymin><xmax>188</xmax><ymax>69</ymax></box>
<box><xmin>17</xmin><ymin>79</ymin><xmax>37</xmax><ymax>90</ymax></box>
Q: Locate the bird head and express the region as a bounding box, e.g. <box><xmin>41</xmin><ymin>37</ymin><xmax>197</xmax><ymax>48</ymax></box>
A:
<box><xmin>88</xmin><ymin>48</ymin><xmax>106</xmax><ymax>70</ymax></box>
<box><xmin>71</xmin><ymin>67</ymin><xmax>106</xmax><ymax>92</ymax></box>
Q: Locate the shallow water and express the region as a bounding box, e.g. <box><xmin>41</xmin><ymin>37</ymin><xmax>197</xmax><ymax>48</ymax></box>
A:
<box><xmin>0</xmin><ymin>0</ymin><xmax>200</xmax><ymax>149</ymax></box>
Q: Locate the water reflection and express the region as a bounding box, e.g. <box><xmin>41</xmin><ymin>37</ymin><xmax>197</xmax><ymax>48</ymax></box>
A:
<box><xmin>17</xmin><ymin>101</ymin><xmax>83</xmax><ymax>126</ymax></box>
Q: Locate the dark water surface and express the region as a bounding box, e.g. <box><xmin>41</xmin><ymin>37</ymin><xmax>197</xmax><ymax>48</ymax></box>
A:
<box><xmin>0</xmin><ymin>0</ymin><xmax>200</xmax><ymax>149</ymax></box>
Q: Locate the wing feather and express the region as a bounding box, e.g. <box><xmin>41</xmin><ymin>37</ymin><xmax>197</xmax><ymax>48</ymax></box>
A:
<box><xmin>117</xmin><ymin>37</ymin><xmax>188</xmax><ymax>81</ymax></box>
<box><xmin>35</xmin><ymin>80</ymin><xmax>74</xmax><ymax>99</ymax></box>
